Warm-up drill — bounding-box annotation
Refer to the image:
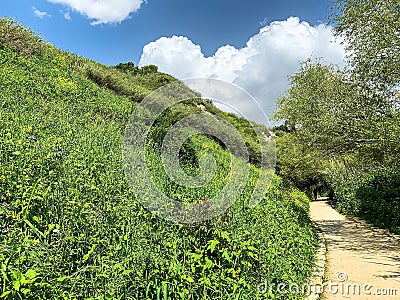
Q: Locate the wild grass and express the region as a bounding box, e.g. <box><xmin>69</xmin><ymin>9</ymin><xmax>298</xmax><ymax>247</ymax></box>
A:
<box><xmin>0</xmin><ymin>19</ymin><xmax>318</xmax><ymax>299</ymax></box>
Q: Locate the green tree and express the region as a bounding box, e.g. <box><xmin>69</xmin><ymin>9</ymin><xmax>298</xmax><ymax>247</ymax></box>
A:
<box><xmin>331</xmin><ymin>0</ymin><xmax>400</xmax><ymax>95</ymax></box>
<box><xmin>141</xmin><ymin>64</ymin><xmax>158</xmax><ymax>74</ymax></box>
<box><xmin>331</xmin><ymin>0</ymin><xmax>400</xmax><ymax>122</ymax></box>
<box><xmin>275</xmin><ymin>61</ymin><xmax>399</xmax><ymax>162</ymax></box>
<box><xmin>273</xmin><ymin>0</ymin><xmax>400</xmax><ymax>229</ymax></box>
<box><xmin>114</xmin><ymin>61</ymin><xmax>140</xmax><ymax>74</ymax></box>
<box><xmin>331</xmin><ymin>0</ymin><xmax>400</xmax><ymax>159</ymax></box>
<box><xmin>272</xmin><ymin>59</ymin><xmax>399</xmax><ymax>196</ymax></box>
<box><xmin>273</xmin><ymin>129</ymin><xmax>332</xmax><ymax>199</ymax></box>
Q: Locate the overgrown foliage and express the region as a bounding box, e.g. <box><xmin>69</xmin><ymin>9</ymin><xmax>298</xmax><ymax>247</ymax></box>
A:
<box><xmin>274</xmin><ymin>0</ymin><xmax>400</xmax><ymax>232</ymax></box>
<box><xmin>0</xmin><ymin>19</ymin><xmax>46</xmax><ymax>56</ymax></box>
<box><xmin>114</xmin><ymin>62</ymin><xmax>159</xmax><ymax>75</ymax></box>
<box><xmin>272</xmin><ymin>125</ymin><xmax>331</xmax><ymax>199</ymax></box>
<box><xmin>0</xmin><ymin>19</ymin><xmax>318</xmax><ymax>299</ymax></box>
<box><xmin>331</xmin><ymin>165</ymin><xmax>400</xmax><ymax>234</ymax></box>
<box><xmin>331</xmin><ymin>0</ymin><xmax>400</xmax><ymax>90</ymax></box>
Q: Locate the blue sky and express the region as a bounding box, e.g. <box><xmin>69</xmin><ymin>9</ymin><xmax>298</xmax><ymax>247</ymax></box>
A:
<box><xmin>1</xmin><ymin>0</ymin><xmax>345</xmax><ymax>120</ymax></box>
<box><xmin>3</xmin><ymin>0</ymin><xmax>333</xmax><ymax>65</ymax></box>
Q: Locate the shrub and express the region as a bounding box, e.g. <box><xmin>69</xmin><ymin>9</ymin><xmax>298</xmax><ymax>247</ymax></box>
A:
<box><xmin>0</xmin><ymin>18</ymin><xmax>45</xmax><ymax>56</ymax></box>
<box><xmin>331</xmin><ymin>167</ymin><xmax>400</xmax><ymax>233</ymax></box>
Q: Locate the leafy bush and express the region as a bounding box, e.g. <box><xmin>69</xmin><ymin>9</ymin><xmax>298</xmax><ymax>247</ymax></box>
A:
<box><xmin>331</xmin><ymin>167</ymin><xmax>400</xmax><ymax>234</ymax></box>
<box><xmin>114</xmin><ymin>62</ymin><xmax>158</xmax><ymax>75</ymax></box>
<box><xmin>114</xmin><ymin>62</ymin><xmax>140</xmax><ymax>74</ymax></box>
<box><xmin>357</xmin><ymin>168</ymin><xmax>400</xmax><ymax>230</ymax></box>
<box><xmin>0</xmin><ymin>18</ymin><xmax>45</xmax><ymax>56</ymax></box>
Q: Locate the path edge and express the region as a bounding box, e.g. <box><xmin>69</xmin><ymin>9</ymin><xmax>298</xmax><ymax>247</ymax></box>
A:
<box><xmin>305</xmin><ymin>225</ymin><xmax>327</xmax><ymax>300</ymax></box>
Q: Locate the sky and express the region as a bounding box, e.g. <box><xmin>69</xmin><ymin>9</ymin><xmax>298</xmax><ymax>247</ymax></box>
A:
<box><xmin>1</xmin><ymin>0</ymin><xmax>346</xmax><ymax>121</ymax></box>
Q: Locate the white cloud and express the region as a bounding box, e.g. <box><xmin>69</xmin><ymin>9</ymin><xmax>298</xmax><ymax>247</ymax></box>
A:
<box><xmin>64</xmin><ymin>11</ymin><xmax>71</xmax><ymax>20</ymax></box>
<box><xmin>139</xmin><ymin>17</ymin><xmax>346</xmax><ymax>120</ymax></box>
<box><xmin>46</xmin><ymin>0</ymin><xmax>144</xmax><ymax>25</ymax></box>
<box><xmin>32</xmin><ymin>7</ymin><xmax>52</xmax><ymax>19</ymax></box>
<box><xmin>259</xmin><ymin>17</ymin><xmax>268</xmax><ymax>26</ymax></box>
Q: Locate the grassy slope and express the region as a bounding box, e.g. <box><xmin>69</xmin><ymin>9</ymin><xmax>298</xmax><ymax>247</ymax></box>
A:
<box><xmin>0</xmin><ymin>19</ymin><xmax>318</xmax><ymax>299</ymax></box>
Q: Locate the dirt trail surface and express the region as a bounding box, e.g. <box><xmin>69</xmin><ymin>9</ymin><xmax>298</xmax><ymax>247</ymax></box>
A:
<box><xmin>310</xmin><ymin>200</ymin><xmax>400</xmax><ymax>299</ymax></box>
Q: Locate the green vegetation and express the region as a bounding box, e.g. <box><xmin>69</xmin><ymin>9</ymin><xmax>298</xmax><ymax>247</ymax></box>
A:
<box><xmin>331</xmin><ymin>166</ymin><xmax>400</xmax><ymax>233</ymax></box>
<box><xmin>273</xmin><ymin>0</ymin><xmax>400</xmax><ymax>232</ymax></box>
<box><xmin>0</xmin><ymin>19</ymin><xmax>318</xmax><ymax>299</ymax></box>
<box><xmin>331</xmin><ymin>0</ymin><xmax>400</xmax><ymax>90</ymax></box>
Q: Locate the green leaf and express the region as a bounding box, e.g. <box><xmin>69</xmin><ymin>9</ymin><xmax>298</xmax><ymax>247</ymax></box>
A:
<box><xmin>21</xmin><ymin>288</ymin><xmax>30</xmax><ymax>295</ymax></box>
<box><xmin>56</xmin><ymin>276</ymin><xmax>70</xmax><ymax>282</ymax></box>
<box><xmin>13</xmin><ymin>280</ymin><xmax>20</xmax><ymax>291</ymax></box>
<box><xmin>25</xmin><ymin>269</ymin><xmax>38</xmax><ymax>280</ymax></box>
<box><xmin>0</xmin><ymin>291</ymin><xmax>11</xmax><ymax>298</ymax></box>
<box><xmin>11</xmin><ymin>270</ymin><xmax>22</xmax><ymax>281</ymax></box>
<box><xmin>207</xmin><ymin>239</ymin><xmax>219</xmax><ymax>253</ymax></box>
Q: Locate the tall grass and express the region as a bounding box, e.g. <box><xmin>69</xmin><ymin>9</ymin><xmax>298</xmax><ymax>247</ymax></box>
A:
<box><xmin>0</xmin><ymin>19</ymin><xmax>318</xmax><ymax>299</ymax></box>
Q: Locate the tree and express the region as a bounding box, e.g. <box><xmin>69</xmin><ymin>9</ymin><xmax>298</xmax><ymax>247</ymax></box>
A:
<box><xmin>275</xmin><ymin>62</ymin><xmax>368</xmax><ymax>153</ymax></box>
<box><xmin>273</xmin><ymin>0</ymin><xmax>400</xmax><ymax>220</ymax></box>
<box><xmin>331</xmin><ymin>0</ymin><xmax>400</xmax><ymax>93</ymax></box>
<box><xmin>331</xmin><ymin>0</ymin><xmax>400</xmax><ymax>126</ymax></box>
<box><xmin>273</xmin><ymin>129</ymin><xmax>332</xmax><ymax>199</ymax></box>
<box><xmin>141</xmin><ymin>64</ymin><xmax>158</xmax><ymax>74</ymax></box>
<box><xmin>114</xmin><ymin>63</ymin><xmax>159</xmax><ymax>75</ymax></box>
<box><xmin>114</xmin><ymin>62</ymin><xmax>140</xmax><ymax>74</ymax></box>
<box><xmin>273</xmin><ymin>59</ymin><xmax>399</xmax><ymax>163</ymax></box>
<box><xmin>330</xmin><ymin>0</ymin><xmax>400</xmax><ymax>160</ymax></box>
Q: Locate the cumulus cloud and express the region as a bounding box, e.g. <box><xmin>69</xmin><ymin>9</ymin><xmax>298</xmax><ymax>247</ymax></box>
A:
<box><xmin>32</xmin><ymin>7</ymin><xmax>52</xmax><ymax>19</ymax></box>
<box><xmin>140</xmin><ymin>17</ymin><xmax>346</xmax><ymax>120</ymax></box>
<box><xmin>46</xmin><ymin>0</ymin><xmax>144</xmax><ymax>25</ymax></box>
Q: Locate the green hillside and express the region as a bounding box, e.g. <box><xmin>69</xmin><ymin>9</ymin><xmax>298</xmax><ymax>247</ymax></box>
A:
<box><xmin>0</xmin><ymin>19</ymin><xmax>318</xmax><ymax>299</ymax></box>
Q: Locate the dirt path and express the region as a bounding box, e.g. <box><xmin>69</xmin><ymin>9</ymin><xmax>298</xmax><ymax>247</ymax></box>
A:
<box><xmin>310</xmin><ymin>200</ymin><xmax>400</xmax><ymax>299</ymax></box>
